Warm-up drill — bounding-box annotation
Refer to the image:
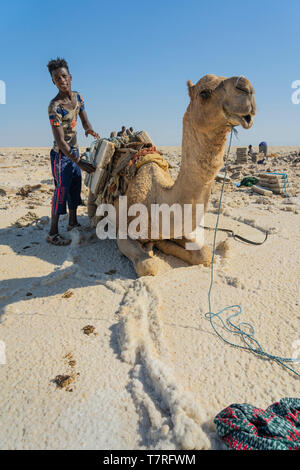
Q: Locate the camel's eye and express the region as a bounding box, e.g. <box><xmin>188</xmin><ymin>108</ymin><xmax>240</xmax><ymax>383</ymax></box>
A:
<box><xmin>236</xmin><ymin>86</ymin><xmax>250</xmax><ymax>94</ymax></box>
<box><xmin>199</xmin><ymin>90</ymin><xmax>211</xmax><ymax>100</ymax></box>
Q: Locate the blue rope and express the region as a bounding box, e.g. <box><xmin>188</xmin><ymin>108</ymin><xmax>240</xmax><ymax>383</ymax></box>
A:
<box><xmin>205</xmin><ymin>130</ymin><xmax>300</xmax><ymax>378</ymax></box>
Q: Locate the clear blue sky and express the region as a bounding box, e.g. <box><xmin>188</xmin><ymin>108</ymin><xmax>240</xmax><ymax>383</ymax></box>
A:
<box><xmin>0</xmin><ymin>0</ymin><xmax>299</xmax><ymax>147</ymax></box>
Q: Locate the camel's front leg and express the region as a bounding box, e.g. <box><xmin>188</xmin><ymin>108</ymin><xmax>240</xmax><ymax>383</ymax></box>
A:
<box><xmin>117</xmin><ymin>236</ymin><xmax>159</xmax><ymax>277</ymax></box>
<box><xmin>155</xmin><ymin>238</ymin><xmax>213</xmax><ymax>267</ymax></box>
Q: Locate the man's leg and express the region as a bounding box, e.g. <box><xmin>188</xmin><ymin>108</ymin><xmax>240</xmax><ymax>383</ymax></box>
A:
<box><xmin>49</xmin><ymin>213</ymin><xmax>60</xmax><ymax>236</ymax></box>
<box><xmin>47</xmin><ymin>151</ymin><xmax>71</xmax><ymax>245</ymax></box>
<box><xmin>68</xmin><ymin>209</ymin><xmax>79</xmax><ymax>228</ymax></box>
<box><xmin>67</xmin><ymin>159</ymin><xmax>82</xmax><ymax>230</ymax></box>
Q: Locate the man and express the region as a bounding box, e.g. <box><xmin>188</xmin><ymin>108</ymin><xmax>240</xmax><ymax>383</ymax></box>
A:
<box><xmin>47</xmin><ymin>57</ymin><xmax>99</xmax><ymax>245</ymax></box>
<box><xmin>259</xmin><ymin>141</ymin><xmax>268</xmax><ymax>157</ymax></box>
<box><xmin>117</xmin><ymin>126</ymin><xmax>126</xmax><ymax>137</ymax></box>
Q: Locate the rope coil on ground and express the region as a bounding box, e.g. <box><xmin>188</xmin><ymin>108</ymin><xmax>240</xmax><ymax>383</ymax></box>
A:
<box><xmin>205</xmin><ymin>128</ymin><xmax>300</xmax><ymax>378</ymax></box>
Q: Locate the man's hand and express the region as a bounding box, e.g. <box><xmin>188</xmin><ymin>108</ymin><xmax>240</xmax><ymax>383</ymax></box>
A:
<box><xmin>85</xmin><ymin>129</ymin><xmax>100</xmax><ymax>139</ymax></box>
<box><xmin>77</xmin><ymin>160</ymin><xmax>96</xmax><ymax>173</ymax></box>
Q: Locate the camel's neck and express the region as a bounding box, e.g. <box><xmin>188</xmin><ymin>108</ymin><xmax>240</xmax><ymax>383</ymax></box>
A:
<box><xmin>163</xmin><ymin>109</ymin><xmax>230</xmax><ymax>209</ymax></box>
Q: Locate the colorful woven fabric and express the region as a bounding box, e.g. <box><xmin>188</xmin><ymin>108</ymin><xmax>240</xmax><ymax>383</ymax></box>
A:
<box><xmin>214</xmin><ymin>398</ymin><xmax>300</xmax><ymax>450</ymax></box>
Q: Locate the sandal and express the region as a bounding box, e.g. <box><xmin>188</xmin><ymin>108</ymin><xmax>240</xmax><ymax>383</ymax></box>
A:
<box><xmin>67</xmin><ymin>223</ymin><xmax>81</xmax><ymax>232</ymax></box>
<box><xmin>46</xmin><ymin>233</ymin><xmax>71</xmax><ymax>246</ymax></box>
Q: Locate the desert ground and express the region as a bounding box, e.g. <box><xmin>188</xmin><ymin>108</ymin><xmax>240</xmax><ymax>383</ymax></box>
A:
<box><xmin>0</xmin><ymin>145</ymin><xmax>299</xmax><ymax>449</ymax></box>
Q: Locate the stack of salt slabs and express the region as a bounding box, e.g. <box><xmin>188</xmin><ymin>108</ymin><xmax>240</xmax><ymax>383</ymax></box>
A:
<box><xmin>84</xmin><ymin>130</ymin><xmax>154</xmax><ymax>196</ymax></box>
<box><xmin>235</xmin><ymin>147</ymin><xmax>248</xmax><ymax>164</ymax></box>
<box><xmin>84</xmin><ymin>139</ymin><xmax>115</xmax><ymax>195</ymax></box>
<box><xmin>258</xmin><ymin>173</ymin><xmax>289</xmax><ymax>195</ymax></box>
<box><xmin>252</xmin><ymin>173</ymin><xmax>289</xmax><ymax>196</ymax></box>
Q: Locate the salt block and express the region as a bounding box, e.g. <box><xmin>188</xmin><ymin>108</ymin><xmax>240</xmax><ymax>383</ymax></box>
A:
<box><xmin>231</xmin><ymin>165</ymin><xmax>243</xmax><ymax>170</ymax></box>
<box><xmin>89</xmin><ymin>139</ymin><xmax>101</xmax><ymax>165</ymax></box>
<box><xmin>93</xmin><ymin>140</ymin><xmax>115</xmax><ymax>169</ymax></box>
<box><xmin>90</xmin><ymin>168</ymin><xmax>106</xmax><ymax>195</ymax></box>
<box><xmin>231</xmin><ymin>172</ymin><xmax>241</xmax><ymax>179</ymax></box>
<box><xmin>135</xmin><ymin>131</ymin><xmax>154</xmax><ymax>145</ymax></box>
<box><xmin>272</xmin><ymin>187</ymin><xmax>290</xmax><ymax>194</ymax></box>
<box><xmin>252</xmin><ymin>185</ymin><xmax>273</xmax><ymax>196</ymax></box>
<box><xmin>87</xmin><ymin>190</ymin><xmax>97</xmax><ymax>218</ymax></box>
<box><xmin>259</xmin><ymin>176</ymin><xmax>286</xmax><ymax>184</ymax></box>
<box><xmin>84</xmin><ymin>173</ymin><xmax>92</xmax><ymax>188</ymax></box>
<box><xmin>260</xmin><ymin>181</ymin><xmax>288</xmax><ymax>189</ymax></box>
<box><xmin>259</xmin><ymin>176</ymin><xmax>283</xmax><ymax>183</ymax></box>
<box><xmin>216</xmin><ymin>173</ymin><xmax>231</xmax><ymax>182</ymax></box>
<box><xmin>236</xmin><ymin>152</ymin><xmax>247</xmax><ymax>156</ymax></box>
<box><xmin>258</xmin><ymin>173</ymin><xmax>285</xmax><ymax>180</ymax></box>
<box><xmin>89</xmin><ymin>140</ymin><xmax>115</xmax><ymax>195</ymax></box>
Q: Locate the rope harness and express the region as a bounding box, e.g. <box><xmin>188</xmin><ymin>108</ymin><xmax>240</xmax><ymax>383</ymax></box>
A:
<box><xmin>203</xmin><ymin>225</ymin><xmax>269</xmax><ymax>246</ymax></box>
<box><xmin>205</xmin><ymin>128</ymin><xmax>300</xmax><ymax>379</ymax></box>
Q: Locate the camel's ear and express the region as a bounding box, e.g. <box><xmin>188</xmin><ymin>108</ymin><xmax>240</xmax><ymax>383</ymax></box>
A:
<box><xmin>187</xmin><ymin>80</ymin><xmax>195</xmax><ymax>99</ymax></box>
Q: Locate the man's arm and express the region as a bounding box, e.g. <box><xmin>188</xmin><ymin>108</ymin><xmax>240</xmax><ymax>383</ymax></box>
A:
<box><xmin>79</xmin><ymin>110</ymin><xmax>100</xmax><ymax>139</ymax></box>
<box><xmin>51</xmin><ymin>125</ymin><xmax>78</xmax><ymax>160</ymax></box>
<box><xmin>51</xmin><ymin>126</ymin><xmax>95</xmax><ymax>173</ymax></box>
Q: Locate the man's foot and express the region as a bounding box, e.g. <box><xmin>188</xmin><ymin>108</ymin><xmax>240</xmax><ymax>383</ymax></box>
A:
<box><xmin>67</xmin><ymin>223</ymin><xmax>81</xmax><ymax>232</ymax></box>
<box><xmin>46</xmin><ymin>233</ymin><xmax>71</xmax><ymax>246</ymax></box>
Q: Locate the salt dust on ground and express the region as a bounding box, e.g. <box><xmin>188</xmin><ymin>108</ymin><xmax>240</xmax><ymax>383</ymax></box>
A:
<box><xmin>0</xmin><ymin>146</ymin><xmax>299</xmax><ymax>449</ymax></box>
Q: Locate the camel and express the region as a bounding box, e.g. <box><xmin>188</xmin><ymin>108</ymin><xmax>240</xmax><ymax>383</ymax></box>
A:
<box><xmin>89</xmin><ymin>74</ymin><xmax>256</xmax><ymax>276</ymax></box>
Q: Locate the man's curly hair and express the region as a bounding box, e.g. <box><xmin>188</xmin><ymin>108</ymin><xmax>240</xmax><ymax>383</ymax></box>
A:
<box><xmin>47</xmin><ymin>57</ymin><xmax>70</xmax><ymax>76</ymax></box>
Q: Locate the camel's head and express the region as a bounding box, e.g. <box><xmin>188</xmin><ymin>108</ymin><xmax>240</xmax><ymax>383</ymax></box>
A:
<box><xmin>187</xmin><ymin>74</ymin><xmax>256</xmax><ymax>131</ymax></box>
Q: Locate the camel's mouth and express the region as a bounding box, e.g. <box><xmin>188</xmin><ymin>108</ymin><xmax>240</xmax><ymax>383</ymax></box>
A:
<box><xmin>240</xmin><ymin>114</ymin><xmax>253</xmax><ymax>128</ymax></box>
<box><xmin>231</xmin><ymin>113</ymin><xmax>253</xmax><ymax>129</ymax></box>
<box><xmin>223</xmin><ymin>107</ymin><xmax>253</xmax><ymax>129</ymax></box>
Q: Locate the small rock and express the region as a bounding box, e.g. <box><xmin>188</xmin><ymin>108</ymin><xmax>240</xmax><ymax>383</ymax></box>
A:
<box><xmin>82</xmin><ymin>325</ymin><xmax>96</xmax><ymax>336</ymax></box>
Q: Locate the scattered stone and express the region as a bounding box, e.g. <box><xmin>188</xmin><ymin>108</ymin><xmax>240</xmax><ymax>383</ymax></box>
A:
<box><xmin>82</xmin><ymin>325</ymin><xmax>96</xmax><ymax>336</ymax></box>
<box><xmin>225</xmin><ymin>276</ymin><xmax>242</xmax><ymax>288</ymax></box>
<box><xmin>16</xmin><ymin>184</ymin><xmax>41</xmax><ymax>197</ymax></box>
<box><xmin>13</xmin><ymin>211</ymin><xmax>38</xmax><ymax>228</ymax></box>
<box><xmin>62</xmin><ymin>290</ymin><xmax>73</xmax><ymax>299</ymax></box>
<box><xmin>64</xmin><ymin>353</ymin><xmax>76</xmax><ymax>368</ymax></box>
<box><xmin>52</xmin><ymin>375</ymin><xmax>73</xmax><ymax>389</ymax></box>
